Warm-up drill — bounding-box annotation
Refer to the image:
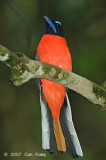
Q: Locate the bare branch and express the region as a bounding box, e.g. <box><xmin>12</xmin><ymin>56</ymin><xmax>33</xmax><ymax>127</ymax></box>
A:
<box><xmin>0</xmin><ymin>44</ymin><xmax>106</xmax><ymax>110</ymax></box>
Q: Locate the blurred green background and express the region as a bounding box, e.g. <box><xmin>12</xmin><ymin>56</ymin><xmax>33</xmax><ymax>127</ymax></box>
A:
<box><xmin>0</xmin><ymin>0</ymin><xmax>106</xmax><ymax>160</ymax></box>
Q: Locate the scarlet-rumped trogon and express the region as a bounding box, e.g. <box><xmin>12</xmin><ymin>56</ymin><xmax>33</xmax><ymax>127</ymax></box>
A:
<box><xmin>36</xmin><ymin>16</ymin><xmax>83</xmax><ymax>158</ymax></box>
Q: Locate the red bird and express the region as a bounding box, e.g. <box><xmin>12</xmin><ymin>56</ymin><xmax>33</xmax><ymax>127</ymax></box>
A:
<box><xmin>36</xmin><ymin>16</ymin><xmax>83</xmax><ymax>158</ymax></box>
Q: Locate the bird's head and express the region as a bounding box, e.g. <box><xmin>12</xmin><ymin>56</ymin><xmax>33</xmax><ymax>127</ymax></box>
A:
<box><xmin>44</xmin><ymin>16</ymin><xmax>63</xmax><ymax>37</ymax></box>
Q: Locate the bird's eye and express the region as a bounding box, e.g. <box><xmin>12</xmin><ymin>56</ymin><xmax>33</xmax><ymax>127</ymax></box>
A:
<box><xmin>56</xmin><ymin>23</ymin><xmax>59</xmax><ymax>27</ymax></box>
<box><xmin>55</xmin><ymin>21</ymin><xmax>61</xmax><ymax>26</ymax></box>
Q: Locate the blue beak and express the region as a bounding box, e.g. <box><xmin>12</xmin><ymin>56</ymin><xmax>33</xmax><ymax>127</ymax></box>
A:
<box><xmin>43</xmin><ymin>16</ymin><xmax>57</xmax><ymax>33</ymax></box>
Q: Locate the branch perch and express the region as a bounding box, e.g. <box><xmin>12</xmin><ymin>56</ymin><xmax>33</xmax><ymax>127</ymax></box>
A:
<box><xmin>0</xmin><ymin>44</ymin><xmax>106</xmax><ymax>110</ymax></box>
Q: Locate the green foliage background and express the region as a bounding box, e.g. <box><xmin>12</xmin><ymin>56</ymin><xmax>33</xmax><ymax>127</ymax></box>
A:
<box><xmin>0</xmin><ymin>0</ymin><xmax>106</xmax><ymax>160</ymax></box>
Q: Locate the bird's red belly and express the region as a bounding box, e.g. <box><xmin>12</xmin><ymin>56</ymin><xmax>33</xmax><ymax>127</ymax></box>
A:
<box><xmin>37</xmin><ymin>34</ymin><xmax>72</xmax><ymax>119</ymax></box>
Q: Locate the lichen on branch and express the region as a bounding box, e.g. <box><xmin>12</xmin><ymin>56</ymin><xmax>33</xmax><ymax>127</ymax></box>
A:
<box><xmin>0</xmin><ymin>44</ymin><xmax>106</xmax><ymax>110</ymax></box>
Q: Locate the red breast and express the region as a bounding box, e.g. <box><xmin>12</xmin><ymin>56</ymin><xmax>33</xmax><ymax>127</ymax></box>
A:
<box><xmin>37</xmin><ymin>34</ymin><xmax>72</xmax><ymax>119</ymax></box>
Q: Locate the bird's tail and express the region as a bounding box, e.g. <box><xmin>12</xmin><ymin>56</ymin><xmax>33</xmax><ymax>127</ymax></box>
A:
<box><xmin>52</xmin><ymin>93</ymin><xmax>83</xmax><ymax>158</ymax></box>
<box><xmin>59</xmin><ymin>93</ymin><xmax>83</xmax><ymax>158</ymax></box>
<box><xmin>53</xmin><ymin>119</ymin><xmax>66</xmax><ymax>152</ymax></box>
<box><xmin>40</xmin><ymin>88</ymin><xmax>83</xmax><ymax>158</ymax></box>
